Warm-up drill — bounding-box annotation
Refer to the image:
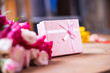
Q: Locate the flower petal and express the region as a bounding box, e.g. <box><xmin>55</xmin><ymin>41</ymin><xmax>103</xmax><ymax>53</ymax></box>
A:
<box><xmin>2</xmin><ymin>59</ymin><xmax>19</xmax><ymax>73</ymax></box>
<box><xmin>34</xmin><ymin>51</ymin><xmax>49</xmax><ymax>65</ymax></box>
<box><xmin>38</xmin><ymin>41</ymin><xmax>53</xmax><ymax>59</ymax></box>
<box><xmin>30</xmin><ymin>48</ymin><xmax>40</xmax><ymax>60</ymax></box>
<box><xmin>24</xmin><ymin>50</ymin><xmax>31</xmax><ymax>68</ymax></box>
<box><xmin>0</xmin><ymin>38</ymin><xmax>13</xmax><ymax>54</ymax></box>
<box><xmin>21</xmin><ymin>29</ymin><xmax>37</xmax><ymax>45</ymax></box>
<box><xmin>10</xmin><ymin>45</ymin><xmax>25</xmax><ymax>71</ymax></box>
<box><xmin>0</xmin><ymin>15</ymin><xmax>7</xmax><ymax>27</ymax></box>
<box><xmin>19</xmin><ymin>22</ymin><xmax>30</xmax><ymax>30</ymax></box>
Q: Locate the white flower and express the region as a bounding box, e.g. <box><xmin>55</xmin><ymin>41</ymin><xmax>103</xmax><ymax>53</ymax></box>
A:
<box><xmin>21</xmin><ymin>29</ymin><xmax>37</xmax><ymax>44</ymax></box>
<box><xmin>24</xmin><ymin>50</ymin><xmax>31</xmax><ymax>68</ymax></box>
<box><xmin>24</xmin><ymin>49</ymin><xmax>40</xmax><ymax>68</ymax></box>
<box><xmin>10</xmin><ymin>45</ymin><xmax>25</xmax><ymax>72</ymax></box>
<box><xmin>0</xmin><ymin>38</ymin><xmax>13</xmax><ymax>54</ymax></box>
<box><xmin>34</xmin><ymin>51</ymin><xmax>49</xmax><ymax>65</ymax></box>
<box><xmin>30</xmin><ymin>48</ymin><xmax>39</xmax><ymax>60</ymax></box>
<box><xmin>2</xmin><ymin>59</ymin><xmax>19</xmax><ymax>73</ymax></box>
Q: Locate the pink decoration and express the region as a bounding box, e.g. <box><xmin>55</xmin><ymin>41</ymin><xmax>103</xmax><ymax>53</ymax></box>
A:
<box><xmin>59</xmin><ymin>20</ymin><xmax>76</xmax><ymax>40</ymax></box>
<box><xmin>37</xmin><ymin>19</ymin><xmax>83</xmax><ymax>56</ymax></box>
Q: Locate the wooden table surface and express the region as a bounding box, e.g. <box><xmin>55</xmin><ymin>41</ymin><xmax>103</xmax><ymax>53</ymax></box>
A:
<box><xmin>21</xmin><ymin>35</ymin><xmax>110</xmax><ymax>73</ymax></box>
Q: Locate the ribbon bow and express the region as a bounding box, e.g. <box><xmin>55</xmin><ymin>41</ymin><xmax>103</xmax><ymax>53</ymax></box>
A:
<box><xmin>59</xmin><ymin>20</ymin><xmax>76</xmax><ymax>41</ymax></box>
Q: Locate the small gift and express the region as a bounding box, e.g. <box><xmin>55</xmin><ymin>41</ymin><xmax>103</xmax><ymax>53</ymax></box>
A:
<box><xmin>37</xmin><ymin>19</ymin><xmax>83</xmax><ymax>56</ymax></box>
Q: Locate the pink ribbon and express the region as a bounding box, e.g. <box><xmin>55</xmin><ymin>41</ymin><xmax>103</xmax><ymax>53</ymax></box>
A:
<box><xmin>59</xmin><ymin>20</ymin><xmax>76</xmax><ymax>41</ymax></box>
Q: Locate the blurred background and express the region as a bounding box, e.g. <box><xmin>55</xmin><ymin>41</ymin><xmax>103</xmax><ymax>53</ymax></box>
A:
<box><xmin>0</xmin><ymin>0</ymin><xmax>110</xmax><ymax>34</ymax></box>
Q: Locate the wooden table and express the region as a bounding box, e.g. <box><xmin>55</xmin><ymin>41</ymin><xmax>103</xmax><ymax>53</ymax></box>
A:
<box><xmin>21</xmin><ymin>35</ymin><xmax>110</xmax><ymax>73</ymax></box>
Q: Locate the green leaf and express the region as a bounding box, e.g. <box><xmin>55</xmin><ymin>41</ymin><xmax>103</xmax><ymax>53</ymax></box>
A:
<box><xmin>2</xmin><ymin>11</ymin><xmax>11</xmax><ymax>15</ymax></box>
<box><xmin>14</xmin><ymin>16</ymin><xmax>24</xmax><ymax>22</ymax></box>
<box><xmin>0</xmin><ymin>59</ymin><xmax>5</xmax><ymax>68</ymax></box>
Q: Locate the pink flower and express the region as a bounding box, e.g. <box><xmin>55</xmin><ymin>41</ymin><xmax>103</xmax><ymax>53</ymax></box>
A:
<box><xmin>30</xmin><ymin>35</ymin><xmax>53</xmax><ymax>59</ymax></box>
<box><xmin>0</xmin><ymin>21</ymin><xmax>30</xmax><ymax>38</ymax></box>
<box><xmin>7</xmin><ymin>28</ymin><xmax>22</xmax><ymax>46</ymax></box>
<box><xmin>0</xmin><ymin>10</ymin><xmax>53</xmax><ymax>72</ymax></box>
<box><xmin>30</xmin><ymin>48</ymin><xmax>40</xmax><ymax>60</ymax></box>
<box><xmin>24</xmin><ymin>50</ymin><xmax>31</xmax><ymax>68</ymax></box>
<box><xmin>24</xmin><ymin>48</ymin><xmax>40</xmax><ymax>67</ymax></box>
<box><xmin>34</xmin><ymin>51</ymin><xmax>49</xmax><ymax>65</ymax></box>
<box><xmin>7</xmin><ymin>20</ymin><xmax>14</xmax><ymax>24</ymax></box>
<box><xmin>0</xmin><ymin>15</ymin><xmax>7</xmax><ymax>27</ymax></box>
<box><xmin>0</xmin><ymin>10</ymin><xmax>1</xmax><ymax>15</ymax></box>
<box><xmin>10</xmin><ymin>45</ymin><xmax>25</xmax><ymax>72</ymax></box>
<box><xmin>0</xmin><ymin>21</ymin><xmax>18</xmax><ymax>38</ymax></box>
<box><xmin>38</xmin><ymin>41</ymin><xmax>53</xmax><ymax>59</ymax></box>
<box><xmin>30</xmin><ymin>35</ymin><xmax>46</xmax><ymax>48</ymax></box>
<box><xmin>2</xmin><ymin>59</ymin><xmax>19</xmax><ymax>73</ymax></box>
<box><xmin>0</xmin><ymin>21</ymin><xmax>31</xmax><ymax>46</ymax></box>
<box><xmin>10</xmin><ymin>21</ymin><xmax>30</xmax><ymax>30</ymax></box>
<box><xmin>21</xmin><ymin>35</ymin><xmax>44</xmax><ymax>50</ymax></box>
<box><xmin>0</xmin><ymin>24</ymin><xmax>11</xmax><ymax>38</ymax></box>
<box><xmin>0</xmin><ymin>11</ymin><xmax>9</xmax><ymax>29</ymax></box>
<box><xmin>19</xmin><ymin>22</ymin><xmax>30</xmax><ymax>30</ymax></box>
<box><xmin>11</xmin><ymin>22</ymin><xmax>20</xmax><ymax>30</ymax></box>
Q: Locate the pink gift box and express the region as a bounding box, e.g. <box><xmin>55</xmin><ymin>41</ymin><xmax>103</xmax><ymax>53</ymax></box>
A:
<box><xmin>37</xmin><ymin>19</ymin><xmax>83</xmax><ymax>56</ymax></box>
